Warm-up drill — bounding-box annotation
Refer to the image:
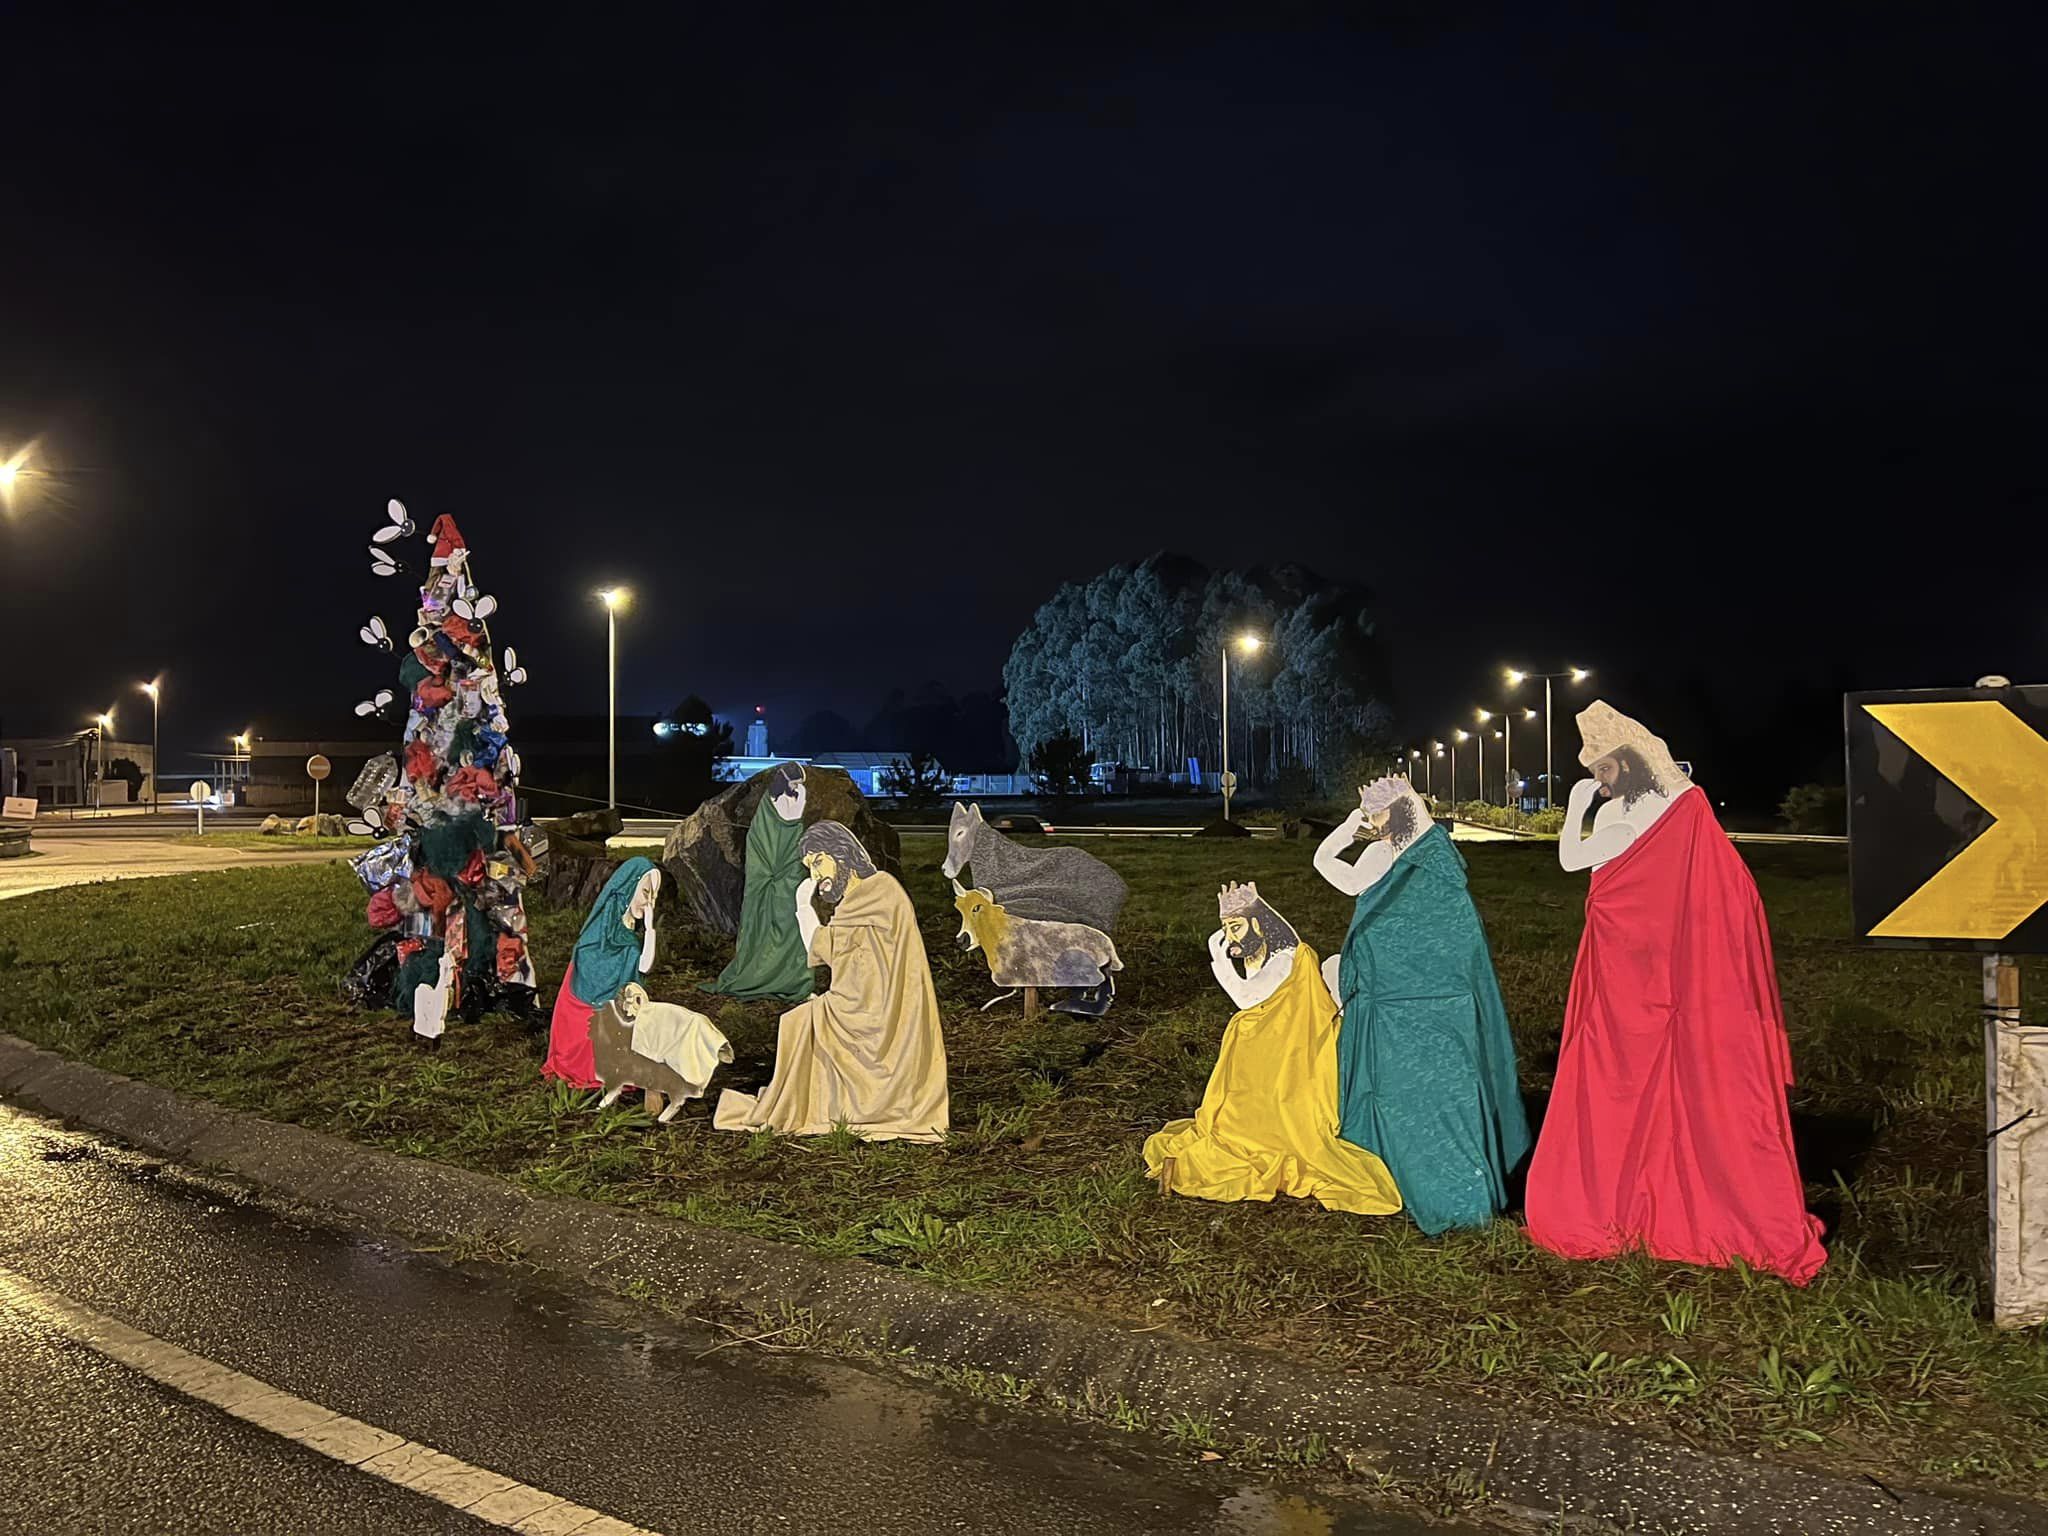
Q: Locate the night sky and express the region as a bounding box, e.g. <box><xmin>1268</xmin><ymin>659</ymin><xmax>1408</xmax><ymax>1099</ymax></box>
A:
<box><xmin>2</xmin><ymin>9</ymin><xmax>2041</xmax><ymax>796</ymax></box>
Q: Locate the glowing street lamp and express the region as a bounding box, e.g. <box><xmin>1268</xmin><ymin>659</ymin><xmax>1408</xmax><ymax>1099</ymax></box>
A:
<box><xmin>1504</xmin><ymin>666</ymin><xmax>1592</xmax><ymax>809</ymax></box>
<box><xmin>597</xmin><ymin>588</ymin><xmax>631</xmax><ymax>812</ymax></box>
<box><xmin>1220</xmin><ymin>632</ymin><xmax>1263</xmax><ymax>822</ymax></box>
<box><xmin>1451</xmin><ymin>729</ymin><xmax>1469</xmax><ymax>805</ymax></box>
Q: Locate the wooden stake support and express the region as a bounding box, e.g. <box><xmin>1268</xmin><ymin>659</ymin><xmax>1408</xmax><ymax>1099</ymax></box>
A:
<box><xmin>1986</xmin><ymin>952</ymin><xmax>2048</xmax><ymax>1326</ymax></box>
<box><xmin>1022</xmin><ymin>986</ymin><xmax>1040</xmax><ymax>1020</ymax></box>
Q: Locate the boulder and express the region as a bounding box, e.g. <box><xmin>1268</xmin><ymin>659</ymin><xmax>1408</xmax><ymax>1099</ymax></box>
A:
<box><xmin>1193</xmin><ymin>817</ymin><xmax>1252</xmax><ymax>839</ymax></box>
<box><xmin>296</xmin><ymin>813</ymin><xmax>346</xmax><ymax>836</ymax></box>
<box><xmin>260</xmin><ymin>815</ymin><xmax>288</xmax><ymax>835</ymax></box>
<box><xmin>535</xmin><ymin>807</ymin><xmax>624</xmax><ymax>910</ymax></box>
<box><xmin>663</xmin><ymin>766</ymin><xmax>901</xmax><ymax>937</ymax></box>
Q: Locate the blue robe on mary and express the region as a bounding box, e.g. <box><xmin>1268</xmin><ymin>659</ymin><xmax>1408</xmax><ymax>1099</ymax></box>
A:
<box><xmin>1334</xmin><ymin>823</ymin><xmax>1531</xmax><ymax>1234</ymax></box>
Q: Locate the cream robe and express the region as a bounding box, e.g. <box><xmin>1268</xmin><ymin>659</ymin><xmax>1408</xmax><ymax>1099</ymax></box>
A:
<box><xmin>715</xmin><ymin>871</ymin><xmax>948</xmax><ymax>1142</ymax></box>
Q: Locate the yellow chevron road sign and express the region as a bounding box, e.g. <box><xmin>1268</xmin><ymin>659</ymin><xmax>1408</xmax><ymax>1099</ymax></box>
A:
<box><xmin>1848</xmin><ymin>688</ymin><xmax>2048</xmax><ymax>949</ymax></box>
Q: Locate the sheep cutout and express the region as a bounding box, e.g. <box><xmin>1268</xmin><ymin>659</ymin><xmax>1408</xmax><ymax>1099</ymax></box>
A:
<box><xmin>591</xmin><ymin>982</ymin><xmax>733</xmax><ymax>1124</ymax></box>
<box><xmin>951</xmin><ymin>878</ymin><xmax>1122</xmax><ymax>1019</ymax></box>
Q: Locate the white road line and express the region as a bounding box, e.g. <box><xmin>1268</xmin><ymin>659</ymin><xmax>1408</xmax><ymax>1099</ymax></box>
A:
<box><xmin>0</xmin><ymin>1262</ymin><xmax>660</xmax><ymax>1536</ymax></box>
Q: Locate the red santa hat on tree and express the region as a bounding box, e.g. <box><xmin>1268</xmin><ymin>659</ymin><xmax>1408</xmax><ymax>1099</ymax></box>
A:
<box><xmin>428</xmin><ymin>514</ymin><xmax>469</xmax><ymax>570</ymax></box>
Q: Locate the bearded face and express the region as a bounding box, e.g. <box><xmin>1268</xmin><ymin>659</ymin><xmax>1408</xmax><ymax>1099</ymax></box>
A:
<box><xmin>1221</xmin><ymin>913</ymin><xmax>1271</xmax><ymax>977</ymax></box>
<box><xmin>803</xmin><ymin>849</ymin><xmax>842</xmax><ymax>900</ymax></box>
<box><xmin>1592</xmin><ymin>746</ymin><xmax>1660</xmax><ymax>807</ymax></box>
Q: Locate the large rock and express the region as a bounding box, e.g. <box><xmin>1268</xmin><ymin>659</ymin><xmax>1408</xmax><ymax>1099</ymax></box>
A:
<box><xmin>535</xmin><ymin>807</ymin><xmax>624</xmax><ymax>910</ymax></box>
<box><xmin>663</xmin><ymin>767</ymin><xmax>901</xmax><ymax>937</ymax></box>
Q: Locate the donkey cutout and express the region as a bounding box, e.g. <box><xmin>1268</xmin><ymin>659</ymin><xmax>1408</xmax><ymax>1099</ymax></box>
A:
<box><xmin>940</xmin><ymin>802</ymin><xmax>1127</xmax><ymax>936</ymax></box>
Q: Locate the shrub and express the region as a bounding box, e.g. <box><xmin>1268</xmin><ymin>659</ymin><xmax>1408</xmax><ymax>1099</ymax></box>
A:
<box><xmin>1780</xmin><ymin>783</ymin><xmax>1846</xmax><ymax>835</ymax></box>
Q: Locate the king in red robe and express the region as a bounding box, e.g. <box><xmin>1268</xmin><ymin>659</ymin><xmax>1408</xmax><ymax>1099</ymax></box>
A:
<box><xmin>1526</xmin><ymin>705</ymin><xmax>1826</xmax><ymax>1285</ymax></box>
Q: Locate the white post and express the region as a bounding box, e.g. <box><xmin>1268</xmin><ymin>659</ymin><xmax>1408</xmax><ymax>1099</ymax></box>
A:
<box><xmin>1476</xmin><ymin>730</ymin><xmax>1486</xmax><ymax>806</ymax></box>
<box><xmin>1984</xmin><ymin>951</ymin><xmax>2048</xmax><ymax>1326</ymax></box>
<box><xmin>1544</xmin><ymin>675</ymin><xmax>1555</xmax><ymax>810</ymax></box>
<box><xmin>151</xmin><ymin>692</ymin><xmax>159</xmax><ymax>816</ymax></box>
<box><xmin>1503</xmin><ymin>712</ymin><xmax>1512</xmax><ymax>808</ymax></box>
<box><xmin>608</xmin><ymin>605</ymin><xmax>618</xmax><ymax>812</ymax></box>
<box><xmin>1220</xmin><ymin>645</ymin><xmax>1231</xmax><ymax>822</ymax></box>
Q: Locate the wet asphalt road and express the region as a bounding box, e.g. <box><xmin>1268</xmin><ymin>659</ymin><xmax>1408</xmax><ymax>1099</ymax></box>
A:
<box><xmin>0</xmin><ymin>1106</ymin><xmax>1468</xmax><ymax>1535</ymax></box>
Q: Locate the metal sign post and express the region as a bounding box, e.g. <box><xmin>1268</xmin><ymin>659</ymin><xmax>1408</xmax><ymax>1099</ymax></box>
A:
<box><xmin>189</xmin><ymin>781</ymin><xmax>211</xmax><ymax>838</ymax></box>
<box><xmin>307</xmin><ymin>754</ymin><xmax>332</xmax><ymax>824</ymax></box>
<box><xmin>1847</xmin><ymin>677</ymin><xmax>2048</xmax><ymax>1326</ymax></box>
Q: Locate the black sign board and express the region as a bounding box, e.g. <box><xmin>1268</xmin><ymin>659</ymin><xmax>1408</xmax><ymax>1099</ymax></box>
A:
<box><xmin>1846</xmin><ymin>685</ymin><xmax>2048</xmax><ymax>953</ymax></box>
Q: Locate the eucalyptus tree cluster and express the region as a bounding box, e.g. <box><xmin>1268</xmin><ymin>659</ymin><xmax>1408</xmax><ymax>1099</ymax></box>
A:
<box><xmin>1002</xmin><ymin>555</ymin><xmax>1392</xmax><ymax>791</ymax></box>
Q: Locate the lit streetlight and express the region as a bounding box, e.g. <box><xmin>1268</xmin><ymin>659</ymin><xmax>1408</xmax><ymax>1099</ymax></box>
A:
<box><xmin>1504</xmin><ymin>666</ymin><xmax>1592</xmax><ymax>809</ymax></box>
<box><xmin>138</xmin><ymin>680</ymin><xmax>161</xmax><ymax>814</ymax></box>
<box><xmin>1220</xmin><ymin>632</ymin><xmax>1263</xmax><ymax>822</ymax></box>
<box><xmin>1451</xmin><ymin>729</ymin><xmax>1469</xmax><ymax>805</ymax></box>
<box><xmin>598</xmin><ymin>588</ymin><xmax>631</xmax><ymax>812</ymax></box>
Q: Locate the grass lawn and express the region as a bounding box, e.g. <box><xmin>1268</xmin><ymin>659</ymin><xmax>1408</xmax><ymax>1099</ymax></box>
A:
<box><xmin>0</xmin><ymin>839</ymin><xmax>2041</xmax><ymax>1499</ymax></box>
<box><xmin>171</xmin><ymin>832</ymin><xmax>381</xmax><ymax>853</ymax></box>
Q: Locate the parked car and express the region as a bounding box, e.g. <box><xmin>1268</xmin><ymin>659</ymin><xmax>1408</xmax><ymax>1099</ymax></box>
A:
<box><xmin>990</xmin><ymin>813</ymin><xmax>1052</xmax><ymax>835</ymax></box>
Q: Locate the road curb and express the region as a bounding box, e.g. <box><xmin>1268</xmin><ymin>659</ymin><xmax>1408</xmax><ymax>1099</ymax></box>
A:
<box><xmin>0</xmin><ymin>1032</ymin><xmax>2035</xmax><ymax>1536</ymax></box>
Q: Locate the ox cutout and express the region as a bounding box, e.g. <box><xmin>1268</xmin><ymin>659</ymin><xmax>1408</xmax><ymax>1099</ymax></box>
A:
<box><xmin>708</xmin><ymin>763</ymin><xmax>815</xmax><ymax>1004</ymax></box>
<box><xmin>951</xmin><ymin>878</ymin><xmax>1122</xmax><ymax>1018</ymax></box>
<box><xmin>1524</xmin><ymin>701</ymin><xmax>1826</xmax><ymax>1284</ymax></box>
<box><xmin>941</xmin><ymin>802</ymin><xmax>1127</xmax><ymax>936</ymax></box>
<box><xmin>715</xmin><ymin>822</ymin><xmax>948</xmax><ymax>1143</ymax></box>
<box><xmin>1143</xmin><ymin>882</ymin><xmax>1400</xmax><ymax>1216</ymax></box>
<box><xmin>591</xmin><ymin>983</ymin><xmax>733</xmax><ymax>1124</ymax></box>
<box><xmin>1313</xmin><ymin>776</ymin><xmax>1529</xmax><ymax>1235</ymax></box>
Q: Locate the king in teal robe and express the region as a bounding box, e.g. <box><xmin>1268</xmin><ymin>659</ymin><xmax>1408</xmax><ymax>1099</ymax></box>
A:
<box><xmin>1334</xmin><ymin>823</ymin><xmax>1531</xmax><ymax>1234</ymax></box>
<box><xmin>710</xmin><ymin>805</ymin><xmax>816</xmax><ymax>1002</ymax></box>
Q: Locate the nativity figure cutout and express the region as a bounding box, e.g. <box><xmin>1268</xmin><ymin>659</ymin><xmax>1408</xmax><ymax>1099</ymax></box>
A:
<box><xmin>1143</xmin><ymin>882</ymin><xmax>1400</xmax><ymax>1216</ymax></box>
<box><xmin>714</xmin><ymin>821</ymin><xmax>948</xmax><ymax>1143</ymax></box>
<box><xmin>1523</xmin><ymin>701</ymin><xmax>1826</xmax><ymax>1284</ymax></box>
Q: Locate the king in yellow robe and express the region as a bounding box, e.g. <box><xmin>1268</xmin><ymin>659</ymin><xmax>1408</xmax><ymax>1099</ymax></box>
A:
<box><xmin>1144</xmin><ymin>883</ymin><xmax>1400</xmax><ymax>1217</ymax></box>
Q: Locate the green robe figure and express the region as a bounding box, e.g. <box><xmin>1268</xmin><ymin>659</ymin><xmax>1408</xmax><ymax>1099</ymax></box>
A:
<box><xmin>710</xmin><ymin>764</ymin><xmax>817</xmax><ymax>1003</ymax></box>
<box><xmin>1314</xmin><ymin>778</ymin><xmax>1531</xmax><ymax>1235</ymax></box>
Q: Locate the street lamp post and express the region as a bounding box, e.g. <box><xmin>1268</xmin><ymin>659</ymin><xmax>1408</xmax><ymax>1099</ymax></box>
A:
<box><xmin>1220</xmin><ymin>632</ymin><xmax>1263</xmax><ymax>822</ymax></box>
<box><xmin>1504</xmin><ymin>667</ymin><xmax>1592</xmax><ymax>809</ymax></box>
<box><xmin>93</xmin><ymin>712</ymin><xmax>114</xmax><ymax>812</ymax></box>
<box><xmin>139</xmin><ymin>680</ymin><xmax>160</xmax><ymax>815</ymax></box>
<box><xmin>598</xmin><ymin>588</ymin><xmax>630</xmax><ymax>813</ymax></box>
<box><xmin>1451</xmin><ymin>729</ymin><xmax>1468</xmax><ymax>805</ymax></box>
<box><xmin>1474</xmin><ymin>709</ymin><xmax>1492</xmax><ymax>804</ymax></box>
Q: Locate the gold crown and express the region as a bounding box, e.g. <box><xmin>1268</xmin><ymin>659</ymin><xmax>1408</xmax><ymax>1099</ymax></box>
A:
<box><xmin>1218</xmin><ymin>881</ymin><xmax>1261</xmax><ymax>918</ymax></box>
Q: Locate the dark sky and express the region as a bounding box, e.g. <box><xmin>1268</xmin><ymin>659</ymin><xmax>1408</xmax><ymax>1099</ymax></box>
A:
<box><xmin>2</xmin><ymin>8</ymin><xmax>2041</xmax><ymax>784</ymax></box>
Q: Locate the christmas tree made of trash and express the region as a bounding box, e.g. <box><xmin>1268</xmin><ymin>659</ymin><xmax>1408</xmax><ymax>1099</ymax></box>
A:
<box><xmin>342</xmin><ymin>500</ymin><xmax>541</xmax><ymax>1040</ymax></box>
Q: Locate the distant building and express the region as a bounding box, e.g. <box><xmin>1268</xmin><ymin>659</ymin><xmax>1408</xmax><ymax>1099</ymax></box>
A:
<box><xmin>0</xmin><ymin>734</ymin><xmax>156</xmax><ymax>808</ymax></box>
<box><xmin>745</xmin><ymin>708</ymin><xmax>768</xmax><ymax>758</ymax></box>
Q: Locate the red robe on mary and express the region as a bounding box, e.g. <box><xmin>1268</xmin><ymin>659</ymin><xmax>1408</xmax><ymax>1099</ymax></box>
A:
<box><xmin>1525</xmin><ymin>787</ymin><xmax>1826</xmax><ymax>1285</ymax></box>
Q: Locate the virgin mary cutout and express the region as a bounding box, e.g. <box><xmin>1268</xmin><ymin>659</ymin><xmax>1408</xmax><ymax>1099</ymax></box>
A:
<box><xmin>543</xmin><ymin>858</ymin><xmax>661</xmax><ymax>1090</ymax></box>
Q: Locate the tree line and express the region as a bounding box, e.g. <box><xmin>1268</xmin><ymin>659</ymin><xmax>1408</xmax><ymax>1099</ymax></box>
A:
<box><xmin>1002</xmin><ymin>553</ymin><xmax>1394</xmax><ymax>792</ymax></box>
